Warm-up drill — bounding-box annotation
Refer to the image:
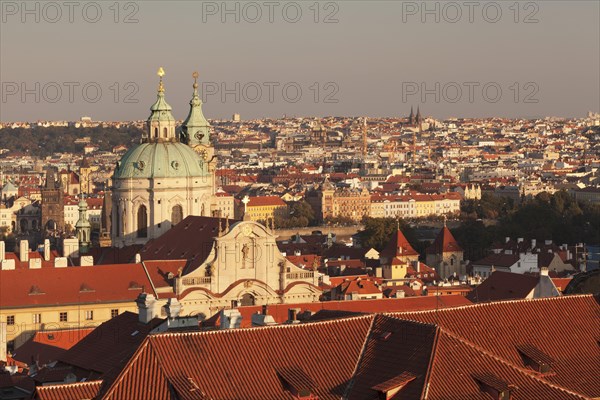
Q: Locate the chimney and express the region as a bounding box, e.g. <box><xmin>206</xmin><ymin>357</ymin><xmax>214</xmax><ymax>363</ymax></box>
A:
<box><xmin>288</xmin><ymin>308</ymin><xmax>300</xmax><ymax>323</ymax></box>
<box><xmin>545</xmin><ymin>239</ymin><xmax>552</xmax><ymax>245</ymax></box>
<box><xmin>135</xmin><ymin>253</ymin><xmax>142</xmax><ymax>263</ymax></box>
<box><xmin>29</xmin><ymin>258</ymin><xmax>41</xmax><ymax>269</ymax></box>
<box><xmin>505</xmin><ymin>237</ymin><xmax>510</xmax><ymax>243</ymax></box>
<box><xmin>54</xmin><ymin>257</ymin><xmax>68</xmax><ymax>268</ymax></box>
<box><xmin>0</xmin><ymin>241</ymin><xmax>4</xmax><ymax>261</ymax></box>
<box><xmin>294</xmin><ymin>249</ymin><xmax>301</xmax><ymax>256</ymax></box>
<box><xmin>262</xmin><ymin>304</ymin><xmax>268</xmax><ymax>315</ymax></box>
<box><xmin>517</xmin><ymin>238</ymin><xmax>523</xmax><ymax>244</ymax></box>
<box><xmin>62</xmin><ymin>238</ymin><xmax>79</xmax><ymax>259</ymax></box>
<box><xmin>164</xmin><ymin>298</ymin><xmax>182</xmax><ymax>319</ymax></box>
<box><xmin>19</xmin><ymin>240</ymin><xmax>29</xmax><ymax>263</ymax></box>
<box><xmin>136</xmin><ymin>293</ymin><xmax>158</xmax><ymax>324</ymax></box>
<box><xmin>540</xmin><ymin>267</ymin><xmax>549</xmax><ymax>276</ymax></box>
<box><xmin>531</xmin><ymin>239</ymin><xmax>536</xmax><ymax>248</ymax></box>
<box><xmin>80</xmin><ymin>255</ymin><xmax>93</xmax><ymax>266</ymax></box>
<box><xmin>43</xmin><ymin>239</ymin><xmax>51</xmax><ymax>261</ymax></box>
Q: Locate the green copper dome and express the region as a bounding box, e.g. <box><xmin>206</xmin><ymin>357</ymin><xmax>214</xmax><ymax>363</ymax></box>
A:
<box><xmin>113</xmin><ymin>142</ymin><xmax>207</xmax><ymax>179</ymax></box>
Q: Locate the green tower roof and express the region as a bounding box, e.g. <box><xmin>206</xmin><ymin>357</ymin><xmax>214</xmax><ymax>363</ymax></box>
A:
<box><xmin>148</xmin><ymin>69</ymin><xmax>175</xmax><ymax>123</ymax></box>
<box><xmin>181</xmin><ymin>72</ymin><xmax>210</xmax><ymax>146</ymax></box>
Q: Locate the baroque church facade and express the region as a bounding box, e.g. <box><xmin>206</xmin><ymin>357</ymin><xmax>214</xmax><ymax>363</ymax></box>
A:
<box><xmin>111</xmin><ymin>70</ymin><xmax>217</xmax><ymax>247</ymax></box>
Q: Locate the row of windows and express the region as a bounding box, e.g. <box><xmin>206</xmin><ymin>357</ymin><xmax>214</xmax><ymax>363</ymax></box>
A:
<box><xmin>5</xmin><ymin>309</ymin><xmax>119</xmax><ymax>325</ymax></box>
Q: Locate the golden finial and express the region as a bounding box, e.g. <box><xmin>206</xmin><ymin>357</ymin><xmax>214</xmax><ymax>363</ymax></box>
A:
<box><xmin>157</xmin><ymin>67</ymin><xmax>165</xmax><ymax>93</ymax></box>
<box><xmin>192</xmin><ymin>71</ymin><xmax>199</xmax><ymax>90</ymax></box>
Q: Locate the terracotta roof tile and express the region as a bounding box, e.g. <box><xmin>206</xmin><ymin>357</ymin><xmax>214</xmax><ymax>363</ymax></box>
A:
<box><xmin>36</xmin><ymin>380</ymin><xmax>102</xmax><ymax>400</ymax></box>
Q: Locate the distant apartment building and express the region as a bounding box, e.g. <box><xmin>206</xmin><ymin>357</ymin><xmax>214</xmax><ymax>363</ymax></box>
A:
<box><xmin>306</xmin><ymin>178</ymin><xmax>370</xmax><ymax>222</ymax></box>
<box><xmin>238</xmin><ymin>196</ymin><xmax>288</xmax><ymax>222</ymax></box>
<box><xmin>571</xmin><ymin>187</ymin><xmax>600</xmax><ymax>205</ymax></box>
<box><xmin>370</xmin><ymin>193</ymin><xmax>460</xmax><ymax>220</ymax></box>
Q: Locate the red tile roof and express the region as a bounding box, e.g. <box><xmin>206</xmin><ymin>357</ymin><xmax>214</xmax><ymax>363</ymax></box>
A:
<box><xmin>210</xmin><ymin>295</ymin><xmax>473</xmax><ymax>328</ymax></box>
<box><xmin>139</xmin><ymin>216</ymin><xmax>235</xmax><ymax>274</ymax></box>
<box><xmin>394</xmin><ymin>295</ymin><xmax>600</xmax><ymax>398</ymax></box>
<box><xmin>466</xmin><ymin>271</ymin><xmax>539</xmax><ymax>302</ymax></box>
<box><xmin>94</xmin><ymin>295</ymin><xmax>599</xmax><ymax>400</ymax></box>
<box><xmin>425</xmin><ymin>226</ymin><xmax>463</xmax><ymax>254</ymax></box>
<box><xmin>380</xmin><ymin>229</ymin><xmax>418</xmax><ymax>260</ymax></box>
<box><xmin>98</xmin><ymin>317</ymin><xmax>374</xmax><ymax>400</ymax></box>
<box><xmin>59</xmin><ymin>311</ymin><xmax>163</xmax><ymax>376</ymax></box>
<box><xmin>0</xmin><ymin>263</ymin><xmax>155</xmax><ymax>308</ymax></box>
<box><xmin>36</xmin><ymin>380</ymin><xmax>102</xmax><ymax>400</ymax></box>
<box><xmin>12</xmin><ymin>328</ymin><xmax>94</xmax><ymax>366</ymax></box>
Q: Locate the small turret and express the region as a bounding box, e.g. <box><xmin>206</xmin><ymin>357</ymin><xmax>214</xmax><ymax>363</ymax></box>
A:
<box><xmin>75</xmin><ymin>194</ymin><xmax>92</xmax><ymax>253</ymax></box>
<box><xmin>181</xmin><ymin>71</ymin><xmax>211</xmax><ymax>147</ymax></box>
<box><xmin>145</xmin><ymin>67</ymin><xmax>177</xmax><ymax>143</ymax></box>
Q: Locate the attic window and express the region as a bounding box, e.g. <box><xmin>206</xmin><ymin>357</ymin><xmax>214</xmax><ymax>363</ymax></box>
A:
<box><xmin>276</xmin><ymin>367</ymin><xmax>318</xmax><ymax>400</ymax></box>
<box><xmin>516</xmin><ymin>344</ymin><xmax>555</xmax><ymax>374</ymax></box>
<box><xmin>79</xmin><ymin>283</ymin><xmax>95</xmax><ymax>292</ymax></box>
<box><xmin>129</xmin><ymin>281</ymin><xmax>143</xmax><ymax>290</ymax></box>
<box><xmin>371</xmin><ymin>372</ymin><xmax>416</xmax><ymax>400</ymax></box>
<box><xmin>472</xmin><ymin>373</ymin><xmax>515</xmax><ymax>400</ymax></box>
<box><xmin>29</xmin><ymin>285</ymin><xmax>45</xmax><ymax>295</ymax></box>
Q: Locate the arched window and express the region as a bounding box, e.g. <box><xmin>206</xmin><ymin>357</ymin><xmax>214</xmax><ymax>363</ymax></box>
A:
<box><xmin>163</xmin><ymin>127</ymin><xmax>168</xmax><ymax>138</ymax></box>
<box><xmin>20</xmin><ymin>219</ymin><xmax>28</xmax><ymax>232</ymax></box>
<box><xmin>154</xmin><ymin>127</ymin><xmax>158</xmax><ymax>138</ymax></box>
<box><xmin>171</xmin><ymin>205</ymin><xmax>183</xmax><ymax>226</ymax></box>
<box><xmin>240</xmin><ymin>293</ymin><xmax>255</xmax><ymax>307</ymax></box>
<box><xmin>137</xmin><ymin>205</ymin><xmax>148</xmax><ymax>238</ymax></box>
<box><xmin>31</xmin><ymin>220</ymin><xmax>37</xmax><ymax>230</ymax></box>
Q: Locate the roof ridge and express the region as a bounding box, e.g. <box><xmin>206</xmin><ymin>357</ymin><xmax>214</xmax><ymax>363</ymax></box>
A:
<box><xmin>343</xmin><ymin>314</ymin><xmax>378</xmax><ymax>398</ymax></box>
<box><xmin>151</xmin><ymin>314</ymin><xmax>375</xmax><ymax>338</ymax></box>
<box><xmin>438</xmin><ymin>328</ymin><xmax>590</xmax><ymax>399</ymax></box>
<box><xmin>394</xmin><ymin>294</ymin><xmax>594</xmax><ymax>316</ymax></box>
<box><xmin>98</xmin><ymin>339</ymin><xmax>153</xmax><ymax>399</ymax></box>
<box><xmin>39</xmin><ymin>380</ymin><xmax>102</xmax><ymax>389</ymax></box>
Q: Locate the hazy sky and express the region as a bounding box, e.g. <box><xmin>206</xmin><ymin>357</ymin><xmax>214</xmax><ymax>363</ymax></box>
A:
<box><xmin>0</xmin><ymin>1</ymin><xmax>598</xmax><ymax>121</ymax></box>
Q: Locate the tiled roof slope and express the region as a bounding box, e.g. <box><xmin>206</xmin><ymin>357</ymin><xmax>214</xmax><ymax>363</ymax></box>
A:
<box><xmin>425</xmin><ymin>330</ymin><xmax>588</xmax><ymax>400</ymax></box>
<box><xmin>0</xmin><ymin>263</ymin><xmax>154</xmax><ymax>308</ymax></box>
<box><xmin>98</xmin><ymin>317</ymin><xmax>375</xmax><ymax>400</ymax></box>
<box><xmin>425</xmin><ymin>226</ymin><xmax>463</xmax><ymax>254</ymax></box>
<box><xmin>380</xmin><ymin>229</ymin><xmax>418</xmax><ymax>260</ymax></box>
<box><xmin>138</xmin><ymin>216</ymin><xmax>236</xmax><ymax>274</ymax></box>
<box><xmin>12</xmin><ymin>328</ymin><xmax>94</xmax><ymax>366</ymax></box>
<box><xmin>36</xmin><ymin>380</ymin><xmax>102</xmax><ymax>400</ymax></box>
<box><xmin>394</xmin><ymin>295</ymin><xmax>600</xmax><ymax>398</ymax></box>
<box><xmin>59</xmin><ymin>312</ymin><xmax>163</xmax><ymax>376</ymax></box>
<box><xmin>466</xmin><ymin>270</ymin><xmax>539</xmax><ymax>302</ymax></box>
<box><xmin>67</xmin><ymin>296</ymin><xmax>598</xmax><ymax>400</ymax></box>
<box><xmin>345</xmin><ymin>315</ymin><xmax>437</xmax><ymax>399</ymax></box>
<box><xmin>220</xmin><ymin>295</ymin><xmax>472</xmax><ymax>328</ymax></box>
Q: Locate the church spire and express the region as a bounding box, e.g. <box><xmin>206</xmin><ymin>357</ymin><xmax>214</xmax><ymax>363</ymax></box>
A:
<box><xmin>181</xmin><ymin>71</ymin><xmax>211</xmax><ymax>147</ymax></box>
<box><xmin>145</xmin><ymin>67</ymin><xmax>176</xmax><ymax>143</ymax></box>
<box><xmin>75</xmin><ymin>193</ymin><xmax>92</xmax><ymax>253</ymax></box>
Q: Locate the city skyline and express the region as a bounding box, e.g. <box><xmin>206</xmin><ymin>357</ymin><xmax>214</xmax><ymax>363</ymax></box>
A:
<box><xmin>1</xmin><ymin>1</ymin><xmax>598</xmax><ymax>122</ymax></box>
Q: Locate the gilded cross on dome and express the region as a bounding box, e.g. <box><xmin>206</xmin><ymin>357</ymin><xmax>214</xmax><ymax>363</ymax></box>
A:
<box><xmin>157</xmin><ymin>67</ymin><xmax>165</xmax><ymax>92</ymax></box>
<box><xmin>192</xmin><ymin>71</ymin><xmax>199</xmax><ymax>89</ymax></box>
